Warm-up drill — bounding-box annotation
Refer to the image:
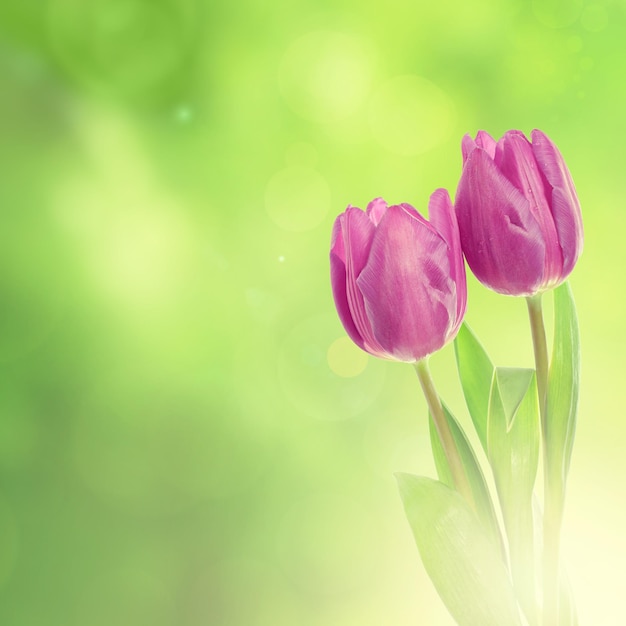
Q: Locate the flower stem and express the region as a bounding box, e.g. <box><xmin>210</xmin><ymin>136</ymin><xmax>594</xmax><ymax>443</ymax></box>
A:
<box><xmin>414</xmin><ymin>359</ymin><xmax>474</xmax><ymax>509</ymax></box>
<box><xmin>527</xmin><ymin>294</ymin><xmax>561</xmax><ymax>626</ymax></box>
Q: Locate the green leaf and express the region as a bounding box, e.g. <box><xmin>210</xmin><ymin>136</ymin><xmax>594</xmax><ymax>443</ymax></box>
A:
<box><xmin>546</xmin><ymin>281</ymin><xmax>580</xmax><ymax>502</ymax></box>
<box><xmin>488</xmin><ymin>368</ymin><xmax>540</xmax><ymax>625</ymax></box>
<box><xmin>429</xmin><ymin>404</ymin><xmax>502</xmax><ymax>551</ymax></box>
<box><xmin>488</xmin><ymin>368</ymin><xmax>539</xmax><ymax>507</ymax></box>
<box><xmin>559</xmin><ymin>571</ymin><xmax>579</xmax><ymax>626</ymax></box>
<box><xmin>454</xmin><ymin>323</ymin><xmax>494</xmax><ymax>454</ymax></box>
<box><xmin>496</xmin><ymin>368</ymin><xmax>534</xmax><ymax>430</ymax></box>
<box><xmin>531</xmin><ymin>498</ymin><xmax>579</xmax><ymax>626</ymax></box>
<box><xmin>397</xmin><ymin>474</ymin><xmax>522</xmax><ymax>626</ymax></box>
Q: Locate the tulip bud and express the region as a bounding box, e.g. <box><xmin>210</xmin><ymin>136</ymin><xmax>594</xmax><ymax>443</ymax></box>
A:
<box><xmin>330</xmin><ymin>190</ymin><xmax>466</xmax><ymax>362</ymax></box>
<box><xmin>455</xmin><ymin>129</ymin><xmax>583</xmax><ymax>296</ymax></box>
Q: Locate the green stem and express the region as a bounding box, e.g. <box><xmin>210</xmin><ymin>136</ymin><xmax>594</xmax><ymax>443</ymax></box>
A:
<box><xmin>527</xmin><ymin>295</ymin><xmax>549</xmax><ymax>420</ymax></box>
<box><xmin>414</xmin><ymin>359</ymin><xmax>474</xmax><ymax>509</ymax></box>
<box><xmin>527</xmin><ymin>294</ymin><xmax>561</xmax><ymax>626</ymax></box>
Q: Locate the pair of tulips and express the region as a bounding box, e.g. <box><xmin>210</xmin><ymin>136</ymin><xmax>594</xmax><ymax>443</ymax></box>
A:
<box><xmin>330</xmin><ymin>129</ymin><xmax>583</xmax><ymax>362</ymax></box>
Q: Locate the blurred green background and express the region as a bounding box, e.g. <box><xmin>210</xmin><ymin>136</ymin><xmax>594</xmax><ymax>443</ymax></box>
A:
<box><xmin>0</xmin><ymin>0</ymin><xmax>623</xmax><ymax>624</ymax></box>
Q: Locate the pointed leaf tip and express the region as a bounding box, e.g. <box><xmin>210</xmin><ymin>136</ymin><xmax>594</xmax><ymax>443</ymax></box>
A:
<box><xmin>495</xmin><ymin>367</ymin><xmax>535</xmax><ymax>431</ymax></box>
<box><xmin>454</xmin><ymin>322</ymin><xmax>494</xmax><ymax>454</ymax></box>
<box><xmin>487</xmin><ymin>369</ymin><xmax>540</xmax><ymax>623</ymax></box>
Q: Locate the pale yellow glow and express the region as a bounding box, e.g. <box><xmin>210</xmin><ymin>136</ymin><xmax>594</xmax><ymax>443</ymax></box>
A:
<box><xmin>327</xmin><ymin>336</ymin><xmax>368</xmax><ymax>378</ymax></box>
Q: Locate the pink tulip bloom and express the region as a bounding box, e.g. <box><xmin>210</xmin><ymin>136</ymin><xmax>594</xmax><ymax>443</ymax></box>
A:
<box><xmin>330</xmin><ymin>190</ymin><xmax>466</xmax><ymax>362</ymax></box>
<box><xmin>455</xmin><ymin>129</ymin><xmax>583</xmax><ymax>296</ymax></box>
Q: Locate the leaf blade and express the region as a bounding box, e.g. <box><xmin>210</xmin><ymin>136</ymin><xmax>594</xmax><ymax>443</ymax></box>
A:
<box><xmin>454</xmin><ymin>323</ymin><xmax>494</xmax><ymax>454</ymax></box>
<box><xmin>397</xmin><ymin>474</ymin><xmax>522</xmax><ymax>626</ymax></box>
<box><xmin>429</xmin><ymin>404</ymin><xmax>502</xmax><ymax>550</ymax></box>
<box><xmin>488</xmin><ymin>368</ymin><xmax>540</xmax><ymax>625</ymax></box>
<box><xmin>546</xmin><ymin>281</ymin><xmax>580</xmax><ymax>500</ymax></box>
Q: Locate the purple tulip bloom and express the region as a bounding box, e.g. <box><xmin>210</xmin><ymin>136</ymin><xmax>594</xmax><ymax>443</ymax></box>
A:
<box><xmin>330</xmin><ymin>190</ymin><xmax>466</xmax><ymax>362</ymax></box>
<box><xmin>455</xmin><ymin>129</ymin><xmax>583</xmax><ymax>296</ymax></box>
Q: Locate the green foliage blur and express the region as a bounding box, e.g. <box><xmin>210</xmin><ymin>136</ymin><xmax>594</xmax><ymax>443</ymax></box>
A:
<box><xmin>0</xmin><ymin>0</ymin><xmax>623</xmax><ymax>624</ymax></box>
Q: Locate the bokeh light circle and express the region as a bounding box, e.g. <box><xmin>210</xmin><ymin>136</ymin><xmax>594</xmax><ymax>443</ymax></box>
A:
<box><xmin>327</xmin><ymin>336</ymin><xmax>368</xmax><ymax>378</ymax></box>
<box><xmin>580</xmin><ymin>4</ymin><xmax>608</xmax><ymax>32</ymax></box>
<box><xmin>278</xmin><ymin>314</ymin><xmax>385</xmax><ymax>420</ymax></box>
<box><xmin>265</xmin><ymin>166</ymin><xmax>331</xmax><ymax>231</ymax></box>
<box><xmin>368</xmin><ymin>75</ymin><xmax>456</xmax><ymax>156</ymax></box>
<box><xmin>531</xmin><ymin>0</ymin><xmax>583</xmax><ymax>29</ymax></box>
<box><xmin>279</xmin><ymin>31</ymin><xmax>374</xmax><ymax>124</ymax></box>
<box><xmin>46</xmin><ymin>0</ymin><xmax>198</xmax><ymax>97</ymax></box>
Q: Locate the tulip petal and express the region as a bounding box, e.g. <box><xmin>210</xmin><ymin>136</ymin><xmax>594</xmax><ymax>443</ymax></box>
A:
<box><xmin>428</xmin><ymin>188</ymin><xmax>466</xmax><ymax>336</ymax></box>
<box><xmin>330</xmin><ymin>213</ymin><xmax>366</xmax><ymax>350</ymax></box>
<box><xmin>549</xmin><ymin>188</ymin><xmax>584</xmax><ymax>279</ymax></box>
<box><xmin>461</xmin><ymin>134</ymin><xmax>477</xmax><ymax>164</ymax></box>
<box><xmin>357</xmin><ymin>205</ymin><xmax>456</xmax><ymax>362</ymax></box>
<box><xmin>456</xmin><ymin>149</ymin><xmax>547</xmax><ymax>295</ymax></box>
<box><xmin>398</xmin><ymin>202</ymin><xmax>440</xmax><ymax>236</ymax></box>
<box><xmin>531</xmin><ymin>129</ymin><xmax>584</xmax><ymax>278</ymax></box>
<box><xmin>330</xmin><ymin>210</ymin><xmax>347</xmax><ymax>263</ymax></box>
<box><xmin>366</xmin><ymin>197</ymin><xmax>388</xmax><ymax>226</ymax></box>
<box><xmin>342</xmin><ymin>207</ymin><xmax>388</xmax><ymax>357</ymax></box>
<box><xmin>496</xmin><ymin>131</ymin><xmax>563</xmax><ymax>284</ymax></box>
<box><xmin>474</xmin><ymin>130</ymin><xmax>497</xmax><ymax>158</ymax></box>
<box><xmin>462</xmin><ymin>131</ymin><xmax>496</xmax><ymax>164</ymax></box>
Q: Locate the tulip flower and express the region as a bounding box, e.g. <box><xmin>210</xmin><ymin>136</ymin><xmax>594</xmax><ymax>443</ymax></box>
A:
<box><xmin>329</xmin><ymin>189</ymin><xmax>466</xmax><ymax>362</ymax></box>
<box><xmin>455</xmin><ymin>129</ymin><xmax>583</xmax><ymax>296</ymax></box>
